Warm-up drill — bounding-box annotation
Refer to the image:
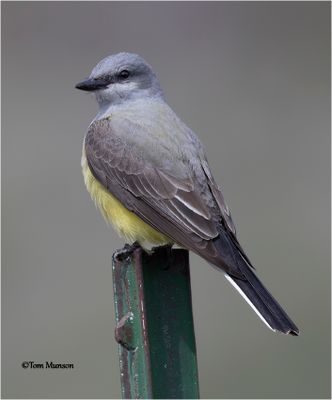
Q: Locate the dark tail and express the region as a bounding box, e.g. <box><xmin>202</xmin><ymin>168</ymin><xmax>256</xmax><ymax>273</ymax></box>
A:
<box><xmin>225</xmin><ymin>265</ymin><xmax>299</xmax><ymax>335</ymax></box>
<box><xmin>212</xmin><ymin>231</ymin><xmax>299</xmax><ymax>335</ymax></box>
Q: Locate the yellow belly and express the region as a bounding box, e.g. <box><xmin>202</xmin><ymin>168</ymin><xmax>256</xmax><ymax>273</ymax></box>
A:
<box><xmin>81</xmin><ymin>150</ymin><xmax>172</xmax><ymax>248</ymax></box>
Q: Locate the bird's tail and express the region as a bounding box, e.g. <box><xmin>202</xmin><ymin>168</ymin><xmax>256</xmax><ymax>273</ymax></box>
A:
<box><xmin>224</xmin><ymin>265</ymin><xmax>299</xmax><ymax>335</ymax></box>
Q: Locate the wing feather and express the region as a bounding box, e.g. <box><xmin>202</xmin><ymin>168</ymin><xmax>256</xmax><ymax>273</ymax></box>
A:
<box><xmin>85</xmin><ymin>116</ymin><xmax>245</xmax><ymax>278</ymax></box>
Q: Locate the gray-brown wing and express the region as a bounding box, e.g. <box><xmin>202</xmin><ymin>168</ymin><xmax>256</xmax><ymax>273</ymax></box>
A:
<box><xmin>85</xmin><ymin>117</ymin><xmax>244</xmax><ymax>277</ymax></box>
<box><xmin>200</xmin><ymin>158</ymin><xmax>255</xmax><ymax>269</ymax></box>
<box><xmin>200</xmin><ymin>158</ymin><xmax>236</xmax><ymax>235</ymax></box>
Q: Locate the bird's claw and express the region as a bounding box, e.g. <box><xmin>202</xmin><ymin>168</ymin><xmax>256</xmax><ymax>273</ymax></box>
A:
<box><xmin>113</xmin><ymin>242</ymin><xmax>141</xmax><ymax>262</ymax></box>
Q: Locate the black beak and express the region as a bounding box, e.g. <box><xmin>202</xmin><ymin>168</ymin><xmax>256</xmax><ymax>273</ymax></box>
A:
<box><xmin>75</xmin><ymin>78</ymin><xmax>108</xmax><ymax>92</ymax></box>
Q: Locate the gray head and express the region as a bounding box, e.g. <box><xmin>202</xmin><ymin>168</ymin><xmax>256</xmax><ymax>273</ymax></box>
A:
<box><xmin>75</xmin><ymin>52</ymin><xmax>163</xmax><ymax>107</ymax></box>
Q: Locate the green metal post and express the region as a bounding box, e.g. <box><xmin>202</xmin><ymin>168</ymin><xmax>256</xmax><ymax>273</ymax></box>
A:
<box><xmin>112</xmin><ymin>245</ymin><xmax>199</xmax><ymax>399</ymax></box>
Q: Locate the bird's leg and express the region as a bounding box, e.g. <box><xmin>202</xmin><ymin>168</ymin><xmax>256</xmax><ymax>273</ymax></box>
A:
<box><xmin>113</xmin><ymin>241</ymin><xmax>141</xmax><ymax>262</ymax></box>
<box><xmin>151</xmin><ymin>243</ymin><xmax>174</xmax><ymax>270</ymax></box>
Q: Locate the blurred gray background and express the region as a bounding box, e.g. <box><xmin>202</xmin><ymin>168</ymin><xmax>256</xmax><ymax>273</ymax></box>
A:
<box><xmin>2</xmin><ymin>2</ymin><xmax>330</xmax><ymax>398</ymax></box>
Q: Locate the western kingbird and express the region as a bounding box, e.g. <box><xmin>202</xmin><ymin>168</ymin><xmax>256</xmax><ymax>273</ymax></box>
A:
<box><xmin>76</xmin><ymin>52</ymin><xmax>299</xmax><ymax>336</ymax></box>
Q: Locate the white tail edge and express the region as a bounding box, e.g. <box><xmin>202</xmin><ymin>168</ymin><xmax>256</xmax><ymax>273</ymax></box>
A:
<box><xmin>224</xmin><ymin>273</ymin><xmax>276</xmax><ymax>332</ymax></box>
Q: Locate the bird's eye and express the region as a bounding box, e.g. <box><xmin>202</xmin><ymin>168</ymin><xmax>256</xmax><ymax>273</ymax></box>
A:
<box><xmin>119</xmin><ymin>70</ymin><xmax>130</xmax><ymax>79</ymax></box>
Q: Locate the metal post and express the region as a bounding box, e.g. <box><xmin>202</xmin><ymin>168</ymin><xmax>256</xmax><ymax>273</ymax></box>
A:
<box><xmin>112</xmin><ymin>245</ymin><xmax>199</xmax><ymax>399</ymax></box>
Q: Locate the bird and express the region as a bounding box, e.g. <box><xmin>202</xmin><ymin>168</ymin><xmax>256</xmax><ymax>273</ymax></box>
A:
<box><xmin>76</xmin><ymin>52</ymin><xmax>299</xmax><ymax>336</ymax></box>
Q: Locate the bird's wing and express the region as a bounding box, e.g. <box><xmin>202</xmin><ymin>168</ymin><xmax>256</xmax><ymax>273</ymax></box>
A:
<box><xmin>85</xmin><ymin>116</ymin><xmax>245</xmax><ymax>278</ymax></box>
<box><xmin>200</xmin><ymin>158</ymin><xmax>236</xmax><ymax>235</ymax></box>
<box><xmin>200</xmin><ymin>157</ymin><xmax>255</xmax><ymax>269</ymax></box>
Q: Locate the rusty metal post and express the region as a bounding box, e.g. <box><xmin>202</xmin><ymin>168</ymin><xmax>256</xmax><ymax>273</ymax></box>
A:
<box><xmin>112</xmin><ymin>245</ymin><xmax>199</xmax><ymax>399</ymax></box>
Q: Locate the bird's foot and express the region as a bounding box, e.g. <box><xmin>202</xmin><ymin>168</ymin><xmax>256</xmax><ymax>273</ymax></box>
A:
<box><xmin>150</xmin><ymin>243</ymin><xmax>174</xmax><ymax>269</ymax></box>
<box><xmin>113</xmin><ymin>242</ymin><xmax>141</xmax><ymax>262</ymax></box>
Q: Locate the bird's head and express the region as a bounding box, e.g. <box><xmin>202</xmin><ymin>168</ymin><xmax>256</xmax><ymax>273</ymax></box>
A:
<box><xmin>75</xmin><ymin>52</ymin><xmax>163</xmax><ymax>107</ymax></box>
